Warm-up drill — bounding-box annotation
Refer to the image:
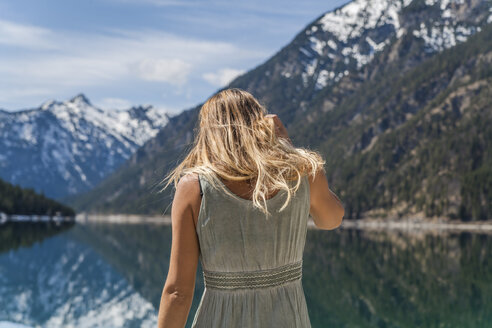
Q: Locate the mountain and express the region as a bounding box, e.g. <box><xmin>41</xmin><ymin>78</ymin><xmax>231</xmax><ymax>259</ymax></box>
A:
<box><xmin>0</xmin><ymin>177</ymin><xmax>75</xmax><ymax>217</ymax></box>
<box><xmin>0</xmin><ymin>94</ymin><xmax>170</xmax><ymax>200</ymax></box>
<box><xmin>230</xmin><ymin>0</ymin><xmax>489</xmax><ymax>126</ymax></box>
<box><xmin>296</xmin><ymin>26</ymin><xmax>492</xmax><ymax>221</ymax></box>
<box><xmin>68</xmin><ymin>0</ymin><xmax>492</xmax><ymax>220</ymax></box>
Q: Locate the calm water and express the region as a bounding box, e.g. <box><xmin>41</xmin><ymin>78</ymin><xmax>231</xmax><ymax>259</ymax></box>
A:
<box><xmin>0</xmin><ymin>221</ymin><xmax>491</xmax><ymax>328</ymax></box>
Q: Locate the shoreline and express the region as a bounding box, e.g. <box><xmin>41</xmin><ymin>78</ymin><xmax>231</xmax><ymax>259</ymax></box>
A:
<box><xmin>72</xmin><ymin>214</ymin><xmax>492</xmax><ymax>233</ymax></box>
<box><xmin>75</xmin><ymin>213</ymin><xmax>170</xmax><ymax>225</ymax></box>
<box><xmin>2</xmin><ymin>213</ymin><xmax>490</xmax><ymax>233</ymax></box>
<box><xmin>0</xmin><ymin>212</ymin><xmax>75</xmax><ymax>225</ymax></box>
<box><xmin>338</xmin><ymin>218</ymin><xmax>492</xmax><ymax>232</ymax></box>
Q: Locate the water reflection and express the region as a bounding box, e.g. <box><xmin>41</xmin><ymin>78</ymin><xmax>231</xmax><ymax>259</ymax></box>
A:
<box><xmin>0</xmin><ymin>221</ymin><xmax>74</xmax><ymax>254</ymax></box>
<box><xmin>303</xmin><ymin>229</ymin><xmax>492</xmax><ymax>327</ymax></box>
<box><xmin>0</xmin><ymin>222</ymin><xmax>156</xmax><ymax>328</ymax></box>
<box><xmin>0</xmin><ymin>222</ymin><xmax>491</xmax><ymax>327</ymax></box>
<box><xmin>70</xmin><ymin>222</ymin><xmax>204</xmax><ymax>327</ymax></box>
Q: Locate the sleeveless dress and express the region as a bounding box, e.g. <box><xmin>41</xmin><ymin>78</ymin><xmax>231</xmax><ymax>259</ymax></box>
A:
<box><xmin>191</xmin><ymin>173</ymin><xmax>312</xmax><ymax>328</ymax></box>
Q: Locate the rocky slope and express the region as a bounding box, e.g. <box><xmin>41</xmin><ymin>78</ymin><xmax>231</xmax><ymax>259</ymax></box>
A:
<box><xmin>0</xmin><ymin>94</ymin><xmax>170</xmax><ymax>200</ymax></box>
<box><xmin>67</xmin><ymin>0</ymin><xmax>492</xmax><ymax>220</ymax></box>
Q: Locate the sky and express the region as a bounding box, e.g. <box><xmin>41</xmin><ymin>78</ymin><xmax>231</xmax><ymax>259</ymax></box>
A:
<box><xmin>0</xmin><ymin>0</ymin><xmax>348</xmax><ymax>114</ymax></box>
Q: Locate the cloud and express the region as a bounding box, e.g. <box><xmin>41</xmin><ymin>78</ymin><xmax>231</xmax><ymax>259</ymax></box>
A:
<box><xmin>113</xmin><ymin>0</ymin><xmax>197</xmax><ymax>6</ymax></box>
<box><xmin>202</xmin><ymin>68</ymin><xmax>246</xmax><ymax>87</ymax></box>
<box><xmin>0</xmin><ymin>20</ymin><xmax>268</xmax><ymax>109</ymax></box>
<box><xmin>0</xmin><ymin>28</ymin><xmax>248</xmax><ymax>85</ymax></box>
<box><xmin>0</xmin><ymin>19</ymin><xmax>55</xmax><ymax>49</ymax></box>
<box><xmin>0</xmin><ymin>87</ymin><xmax>55</xmax><ymax>108</ymax></box>
<box><xmin>97</xmin><ymin>97</ymin><xmax>133</xmax><ymax>110</ymax></box>
<box><xmin>129</xmin><ymin>58</ymin><xmax>192</xmax><ymax>85</ymax></box>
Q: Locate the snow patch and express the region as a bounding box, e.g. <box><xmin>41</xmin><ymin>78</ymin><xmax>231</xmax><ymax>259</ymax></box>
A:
<box><xmin>309</xmin><ymin>36</ymin><xmax>326</xmax><ymax>56</ymax></box>
<box><xmin>327</xmin><ymin>39</ymin><xmax>338</xmax><ymax>50</ymax></box>
<box><xmin>413</xmin><ymin>22</ymin><xmax>477</xmax><ymax>52</ymax></box>
<box><xmin>318</xmin><ymin>0</ymin><xmax>403</xmax><ymax>43</ymax></box>
<box><xmin>315</xmin><ymin>70</ymin><xmax>331</xmax><ymax>90</ymax></box>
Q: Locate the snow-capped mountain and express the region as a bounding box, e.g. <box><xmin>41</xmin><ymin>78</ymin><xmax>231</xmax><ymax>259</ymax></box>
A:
<box><xmin>67</xmin><ymin>0</ymin><xmax>492</xmax><ymax>217</ymax></box>
<box><xmin>284</xmin><ymin>0</ymin><xmax>489</xmax><ymax>91</ymax></box>
<box><xmin>225</xmin><ymin>0</ymin><xmax>491</xmax><ymax>122</ymax></box>
<box><xmin>0</xmin><ymin>94</ymin><xmax>170</xmax><ymax>199</ymax></box>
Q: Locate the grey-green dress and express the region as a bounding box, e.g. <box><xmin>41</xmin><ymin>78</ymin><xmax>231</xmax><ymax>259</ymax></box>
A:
<box><xmin>191</xmin><ymin>173</ymin><xmax>312</xmax><ymax>328</ymax></box>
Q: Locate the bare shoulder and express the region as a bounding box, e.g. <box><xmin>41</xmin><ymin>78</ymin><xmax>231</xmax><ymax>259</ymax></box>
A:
<box><xmin>174</xmin><ymin>173</ymin><xmax>201</xmax><ymax>227</ymax></box>
<box><xmin>176</xmin><ymin>173</ymin><xmax>200</xmax><ymax>191</ymax></box>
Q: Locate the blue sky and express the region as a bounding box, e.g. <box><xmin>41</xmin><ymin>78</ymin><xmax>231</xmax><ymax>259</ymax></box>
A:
<box><xmin>0</xmin><ymin>0</ymin><xmax>348</xmax><ymax>114</ymax></box>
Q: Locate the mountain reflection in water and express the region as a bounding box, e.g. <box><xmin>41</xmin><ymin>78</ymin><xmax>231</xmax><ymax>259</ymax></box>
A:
<box><xmin>0</xmin><ymin>221</ymin><xmax>491</xmax><ymax>327</ymax></box>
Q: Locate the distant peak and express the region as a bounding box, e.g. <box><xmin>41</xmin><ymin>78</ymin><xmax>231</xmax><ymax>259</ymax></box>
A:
<box><xmin>129</xmin><ymin>104</ymin><xmax>153</xmax><ymax>112</ymax></box>
<box><xmin>69</xmin><ymin>93</ymin><xmax>92</xmax><ymax>106</ymax></box>
<box><xmin>40</xmin><ymin>99</ymin><xmax>56</xmax><ymax>110</ymax></box>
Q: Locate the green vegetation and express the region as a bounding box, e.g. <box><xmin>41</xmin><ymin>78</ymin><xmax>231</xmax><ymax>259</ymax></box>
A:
<box><xmin>66</xmin><ymin>23</ymin><xmax>492</xmax><ymax>221</ymax></box>
<box><xmin>291</xmin><ymin>23</ymin><xmax>492</xmax><ymax>220</ymax></box>
<box><xmin>0</xmin><ymin>177</ymin><xmax>75</xmax><ymax>216</ymax></box>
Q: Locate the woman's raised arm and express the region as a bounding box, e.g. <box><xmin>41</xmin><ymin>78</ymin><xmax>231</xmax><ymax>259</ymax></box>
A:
<box><xmin>308</xmin><ymin>168</ymin><xmax>345</xmax><ymax>230</ymax></box>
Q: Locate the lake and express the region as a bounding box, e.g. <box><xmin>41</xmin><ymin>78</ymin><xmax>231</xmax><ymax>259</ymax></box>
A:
<box><xmin>0</xmin><ymin>220</ymin><xmax>491</xmax><ymax>327</ymax></box>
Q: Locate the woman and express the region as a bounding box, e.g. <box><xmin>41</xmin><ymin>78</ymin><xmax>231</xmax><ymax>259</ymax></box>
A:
<box><xmin>157</xmin><ymin>88</ymin><xmax>345</xmax><ymax>327</ymax></box>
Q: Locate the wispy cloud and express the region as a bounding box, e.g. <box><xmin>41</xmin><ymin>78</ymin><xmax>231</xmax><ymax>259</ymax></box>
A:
<box><xmin>110</xmin><ymin>0</ymin><xmax>337</xmax><ymax>16</ymax></box>
<box><xmin>97</xmin><ymin>97</ymin><xmax>133</xmax><ymax>110</ymax></box>
<box><xmin>109</xmin><ymin>0</ymin><xmax>198</xmax><ymax>6</ymax></box>
<box><xmin>0</xmin><ymin>87</ymin><xmax>56</xmax><ymax>109</ymax></box>
<box><xmin>203</xmin><ymin>68</ymin><xmax>246</xmax><ymax>87</ymax></box>
<box><xmin>0</xmin><ymin>19</ymin><xmax>56</xmax><ymax>49</ymax></box>
<box><xmin>129</xmin><ymin>58</ymin><xmax>192</xmax><ymax>85</ymax></box>
<box><xmin>0</xmin><ymin>20</ymin><xmax>268</xmax><ymax>110</ymax></box>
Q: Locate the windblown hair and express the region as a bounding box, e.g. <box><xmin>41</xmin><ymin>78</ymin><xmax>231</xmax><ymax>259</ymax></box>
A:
<box><xmin>160</xmin><ymin>88</ymin><xmax>325</xmax><ymax>217</ymax></box>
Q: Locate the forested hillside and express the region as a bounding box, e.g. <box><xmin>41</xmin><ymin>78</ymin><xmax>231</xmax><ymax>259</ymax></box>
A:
<box><xmin>66</xmin><ymin>0</ymin><xmax>491</xmax><ymax>221</ymax></box>
<box><xmin>294</xmin><ymin>24</ymin><xmax>492</xmax><ymax>220</ymax></box>
<box><xmin>0</xmin><ymin>177</ymin><xmax>75</xmax><ymax>217</ymax></box>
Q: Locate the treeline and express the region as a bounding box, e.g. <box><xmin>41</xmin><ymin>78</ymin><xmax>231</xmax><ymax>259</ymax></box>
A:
<box><xmin>0</xmin><ymin>177</ymin><xmax>75</xmax><ymax>217</ymax></box>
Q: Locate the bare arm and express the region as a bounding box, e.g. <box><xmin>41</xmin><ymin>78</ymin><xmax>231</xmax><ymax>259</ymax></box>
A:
<box><xmin>157</xmin><ymin>174</ymin><xmax>201</xmax><ymax>328</ymax></box>
<box><xmin>308</xmin><ymin>168</ymin><xmax>345</xmax><ymax>230</ymax></box>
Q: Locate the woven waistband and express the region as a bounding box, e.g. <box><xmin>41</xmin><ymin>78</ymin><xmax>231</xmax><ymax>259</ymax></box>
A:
<box><xmin>203</xmin><ymin>260</ymin><xmax>303</xmax><ymax>290</ymax></box>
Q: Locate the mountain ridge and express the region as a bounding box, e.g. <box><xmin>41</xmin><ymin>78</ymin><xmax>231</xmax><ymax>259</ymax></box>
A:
<box><xmin>0</xmin><ymin>94</ymin><xmax>171</xmax><ymax>200</ymax></box>
<box><xmin>64</xmin><ymin>0</ymin><xmax>492</xmax><ymax>220</ymax></box>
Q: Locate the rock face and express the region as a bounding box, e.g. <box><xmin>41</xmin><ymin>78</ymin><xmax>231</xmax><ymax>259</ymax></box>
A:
<box><xmin>228</xmin><ymin>0</ymin><xmax>490</xmax><ymax>126</ymax></box>
<box><xmin>0</xmin><ymin>94</ymin><xmax>170</xmax><ymax>199</ymax></box>
<box><xmin>68</xmin><ymin>0</ymin><xmax>492</xmax><ymax>220</ymax></box>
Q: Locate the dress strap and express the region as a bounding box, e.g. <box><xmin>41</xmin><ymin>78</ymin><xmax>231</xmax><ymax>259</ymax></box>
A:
<box><xmin>198</xmin><ymin>173</ymin><xmax>203</xmax><ymax>197</ymax></box>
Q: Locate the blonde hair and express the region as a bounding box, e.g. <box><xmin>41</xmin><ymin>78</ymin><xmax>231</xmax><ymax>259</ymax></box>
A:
<box><xmin>159</xmin><ymin>88</ymin><xmax>325</xmax><ymax>217</ymax></box>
